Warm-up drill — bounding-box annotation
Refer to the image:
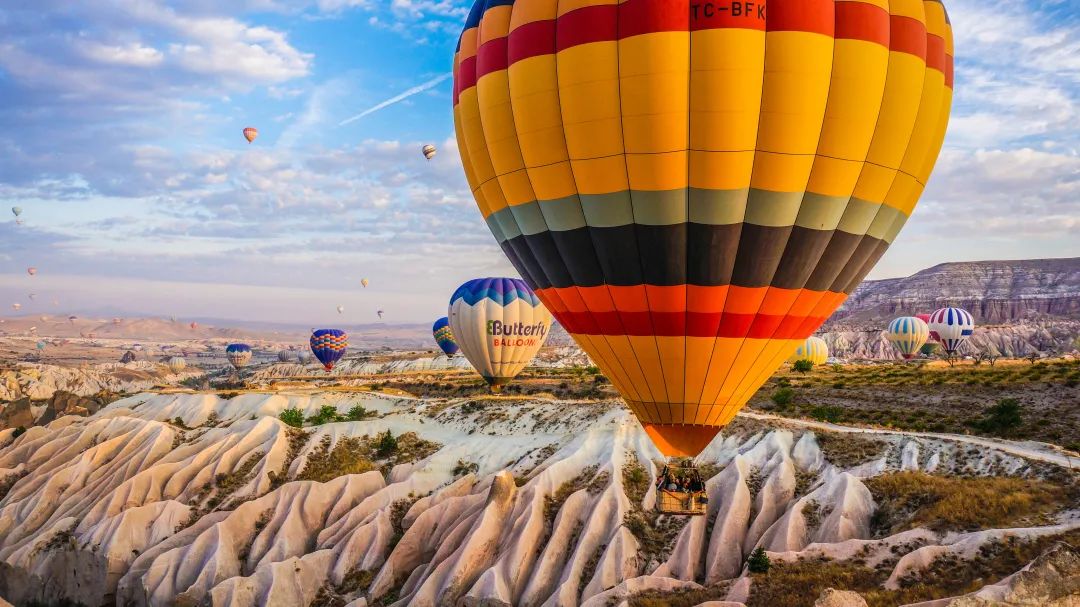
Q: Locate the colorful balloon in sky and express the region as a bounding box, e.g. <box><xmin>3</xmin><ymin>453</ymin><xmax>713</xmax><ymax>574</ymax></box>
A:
<box><xmin>361</xmin><ymin>278</ymin><xmax>369</xmax><ymax>288</ymax></box>
<box><xmin>337</xmin><ymin>305</ymin><xmax>345</xmax><ymax>314</ymax></box>
<box><xmin>226</xmin><ymin>343</ymin><xmax>253</xmax><ymax>369</ymax></box>
<box><xmin>11</xmin><ymin>207</ymin><xmax>21</xmax><ymax>217</ymax></box>
<box><xmin>432</xmin><ymin>316</ymin><xmax>459</xmax><ymax>357</ymax></box>
<box><xmin>422</xmin><ymin>144</ymin><xmax>436</xmax><ymax>160</ymax></box>
<box><xmin>786</xmin><ymin>336</ymin><xmax>829</xmax><ymax>366</ymax></box>
<box><xmin>310</xmin><ymin>329</ymin><xmax>348</xmax><ymax>372</ymax></box>
<box><xmin>928</xmin><ymin>307</ymin><xmax>974</xmax><ymax>354</ymax></box>
<box><xmin>452</xmin><ymin>0</ymin><xmax>954</xmax><ymax>456</ymax></box>
<box><xmin>11</xmin><ymin>303</ymin><xmax>21</xmax><ymax>311</ymax></box>
<box><xmin>243</xmin><ymin>127</ymin><xmax>258</xmax><ymax>143</ymax></box>
<box><xmin>167</xmin><ymin>357</ymin><xmax>187</xmax><ymax>373</ymax></box>
<box><xmin>448</xmin><ymin>278</ymin><xmax>552</xmax><ymax>389</ymax></box>
<box><xmin>887</xmin><ymin>316</ymin><xmax>930</xmax><ymax>359</ymax></box>
<box><xmin>915</xmin><ymin>313</ymin><xmax>937</xmax><ymax>341</ymax></box>
<box><xmin>26</xmin><ymin>267</ymin><xmax>36</xmax><ymax>276</ymax></box>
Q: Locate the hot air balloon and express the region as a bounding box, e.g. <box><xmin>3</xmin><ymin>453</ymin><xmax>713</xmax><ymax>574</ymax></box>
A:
<box><xmin>376</xmin><ymin>309</ymin><xmax>384</xmax><ymax>319</ymax></box>
<box><xmin>787</xmin><ymin>336</ymin><xmax>829</xmax><ymax>366</ymax></box>
<box><xmin>190</xmin><ymin>321</ymin><xmax>198</xmax><ymax>330</ymax></box>
<box><xmin>167</xmin><ymin>357</ymin><xmax>187</xmax><ymax>373</ymax></box>
<box><xmin>887</xmin><ymin>316</ymin><xmax>930</xmax><ymax>359</ymax></box>
<box><xmin>928</xmin><ymin>307</ymin><xmax>974</xmax><ymax>354</ymax></box>
<box><xmin>297</xmin><ymin>350</ymin><xmax>313</xmax><ymax>364</ymax></box>
<box><xmin>277</xmin><ymin>350</ymin><xmax>293</xmax><ymax>363</ymax></box>
<box><xmin>361</xmin><ymin>278</ymin><xmax>369</xmax><ymax>288</ymax></box>
<box><xmin>422</xmin><ymin>144</ymin><xmax>437</xmax><ymax>160</ymax></box>
<box><xmin>448</xmin><ymin>278</ymin><xmax>552</xmax><ymax>389</ymax></box>
<box><xmin>28</xmin><ymin>293</ymin><xmax>36</xmax><ymax>301</ymax></box>
<box><xmin>452</xmin><ymin>0</ymin><xmax>955</xmax><ymax>456</ymax></box>
<box><xmin>68</xmin><ymin>315</ymin><xmax>78</xmax><ymax>324</ymax></box>
<box><xmin>337</xmin><ymin>305</ymin><xmax>345</xmax><ymax>315</ymax></box>
<box><xmin>26</xmin><ymin>267</ymin><xmax>36</xmax><ymax>276</ymax></box>
<box><xmin>243</xmin><ymin>127</ymin><xmax>258</xmax><ymax>143</ymax></box>
<box><xmin>432</xmin><ymin>316</ymin><xmax>460</xmax><ymax>357</ymax></box>
<box><xmin>310</xmin><ymin>329</ymin><xmax>348</xmax><ymax>372</ymax></box>
<box><xmin>11</xmin><ymin>207</ymin><xmax>21</xmax><ymax>218</ymax></box>
<box><xmin>915</xmin><ymin>313</ymin><xmax>937</xmax><ymax>341</ymax></box>
<box><xmin>112</xmin><ymin>317</ymin><xmax>122</xmax><ymax>325</ymax></box>
<box><xmin>36</xmin><ymin>341</ymin><xmax>46</xmax><ymax>352</ymax></box>
<box><xmin>226</xmin><ymin>343</ymin><xmax>253</xmax><ymax>369</ymax></box>
<box><xmin>11</xmin><ymin>303</ymin><xmax>21</xmax><ymax>311</ymax></box>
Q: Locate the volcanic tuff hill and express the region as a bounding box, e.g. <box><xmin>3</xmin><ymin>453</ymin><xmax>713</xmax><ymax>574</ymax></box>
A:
<box><xmin>829</xmin><ymin>257</ymin><xmax>1080</xmax><ymax>325</ymax></box>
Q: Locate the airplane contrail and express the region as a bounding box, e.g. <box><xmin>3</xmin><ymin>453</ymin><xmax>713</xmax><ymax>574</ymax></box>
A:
<box><xmin>339</xmin><ymin>73</ymin><xmax>453</xmax><ymax>126</ymax></box>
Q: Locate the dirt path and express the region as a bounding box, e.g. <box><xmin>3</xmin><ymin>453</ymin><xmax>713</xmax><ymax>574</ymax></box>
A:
<box><xmin>740</xmin><ymin>410</ymin><xmax>1080</xmax><ymax>470</ymax></box>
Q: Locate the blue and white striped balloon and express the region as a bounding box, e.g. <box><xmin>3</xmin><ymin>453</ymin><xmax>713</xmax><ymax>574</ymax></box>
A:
<box><xmin>927</xmin><ymin>307</ymin><xmax>975</xmax><ymax>354</ymax></box>
<box><xmin>887</xmin><ymin>316</ymin><xmax>930</xmax><ymax>359</ymax></box>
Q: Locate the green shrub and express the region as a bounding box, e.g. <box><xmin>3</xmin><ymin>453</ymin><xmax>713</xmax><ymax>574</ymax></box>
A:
<box><xmin>809</xmin><ymin>406</ymin><xmax>843</xmax><ymax>423</ymax></box>
<box><xmin>747</xmin><ymin>547</ymin><xmax>771</xmax><ymax>574</ymax></box>
<box><xmin>307</xmin><ymin>405</ymin><xmax>344</xmax><ymax>425</ymax></box>
<box><xmin>12</xmin><ymin>426</ymin><xmax>26</xmax><ymax>438</ymax></box>
<box><xmin>279</xmin><ymin>408</ymin><xmax>305</xmax><ymax>428</ymax></box>
<box><xmin>971</xmin><ymin>398</ymin><xmax>1023</xmax><ymax>436</ymax></box>
<box><xmin>376</xmin><ymin>430</ymin><xmax>398</xmax><ymax>456</ymax></box>
<box><xmin>792</xmin><ymin>359</ymin><xmax>814</xmax><ymax>374</ymax></box>
<box><xmin>771</xmin><ymin>387</ymin><xmax>795</xmax><ymax>406</ymax></box>
<box><xmin>346</xmin><ymin>405</ymin><xmax>374</xmax><ymax>421</ymax></box>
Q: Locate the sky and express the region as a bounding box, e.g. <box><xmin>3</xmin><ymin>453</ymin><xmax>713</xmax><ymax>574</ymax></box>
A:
<box><xmin>0</xmin><ymin>0</ymin><xmax>1077</xmax><ymax>325</ymax></box>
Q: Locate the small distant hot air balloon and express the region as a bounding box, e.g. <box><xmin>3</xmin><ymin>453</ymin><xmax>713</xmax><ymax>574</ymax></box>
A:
<box><xmin>28</xmin><ymin>293</ymin><xmax>36</xmax><ymax>301</ymax></box>
<box><xmin>310</xmin><ymin>329</ymin><xmax>348</xmax><ymax>372</ymax></box>
<box><xmin>226</xmin><ymin>343</ymin><xmax>253</xmax><ymax>369</ymax></box>
<box><xmin>27</xmin><ymin>267</ymin><xmax>36</xmax><ymax>276</ymax></box>
<box><xmin>132</xmin><ymin>343</ymin><xmax>143</xmax><ymax>351</ymax></box>
<box><xmin>189</xmin><ymin>321</ymin><xmax>198</xmax><ymax>330</ymax></box>
<box><xmin>928</xmin><ymin>308</ymin><xmax>975</xmax><ymax>354</ymax></box>
<box><xmin>68</xmin><ymin>315</ymin><xmax>78</xmax><ymax>324</ymax></box>
<box><xmin>243</xmin><ymin>127</ymin><xmax>258</xmax><ymax>143</ymax></box>
<box><xmin>432</xmin><ymin>316</ymin><xmax>459</xmax><ymax>357</ymax></box>
<box><xmin>361</xmin><ymin>278</ymin><xmax>369</xmax><ymax>288</ymax></box>
<box><xmin>277</xmin><ymin>350</ymin><xmax>292</xmax><ymax>363</ymax></box>
<box><xmin>787</xmin><ymin>337</ymin><xmax>829</xmax><ymax>366</ymax></box>
<box><xmin>376</xmin><ymin>309</ymin><xmax>384</xmax><ymax>319</ymax></box>
<box><xmin>167</xmin><ymin>357</ymin><xmax>187</xmax><ymax>373</ymax></box>
<box><xmin>11</xmin><ymin>303</ymin><xmax>21</xmax><ymax>311</ymax></box>
<box><xmin>11</xmin><ymin>207</ymin><xmax>21</xmax><ymax>218</ymax></box>
<box><xmin>887</xmin><ymin>317</ymin><xmax>931</xmax><ymax>360</ymax></box>
<box><xmin>112</xmin><ymin>317</ymin><xmax>122</xmax><ymax>325</ymax></box>
<box><xmin>422</xmin><ymin>144</ymin><xmax>436</xmax><ymax>160</ymax></box>
<box><xmin>297</xmin><ymin>350</ymin><xmax>313</xmax><ymax>364</ymax></box>
<box><xmin>449</xmin><ymin>278</ymin><xmax>552</xmax><ymax>389</ymax></box>
<box><xmin>39</xmin><ymin>315</ymin><xmax>47</xmax><ymax>321</ymax></box>
<box><xmin>36</xmin><ymin>341</ymin><xmax>46</xmax><ymax>351</ymax></box>
<box><xmin>336</xmin><ymin>305</ymin><xmax>345</xmax><ymax>314</ymax></box>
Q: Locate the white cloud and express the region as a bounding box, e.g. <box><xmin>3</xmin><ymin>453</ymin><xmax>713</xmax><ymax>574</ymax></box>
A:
<box><xmin>77</xmin><ymin>41</ymin><xmax>164</xmax><ymax>67</ymax></box>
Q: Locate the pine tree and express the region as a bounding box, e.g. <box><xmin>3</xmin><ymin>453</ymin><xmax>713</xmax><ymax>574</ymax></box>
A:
<box><xmin>747</xmin><ymin>546</ymin><xmax>770</xmax><ymax>574</ymax></box>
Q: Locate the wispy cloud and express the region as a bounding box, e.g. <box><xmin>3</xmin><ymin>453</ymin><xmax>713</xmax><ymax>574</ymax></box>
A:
<box><xmin>338</xmin><ymin>72</ymin><xmax>451</xmax><ymax>126</ymax></box>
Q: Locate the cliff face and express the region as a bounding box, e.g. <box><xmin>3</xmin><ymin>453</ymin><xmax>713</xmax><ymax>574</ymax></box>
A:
<box><xmin>832</xmin><ymin>258</ymin><xmax>1080</xmax><ymax>324</ymax></box>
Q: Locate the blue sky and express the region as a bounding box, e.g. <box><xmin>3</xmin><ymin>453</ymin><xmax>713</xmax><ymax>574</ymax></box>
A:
<box><xmin>0</xmin><ymin>0</ymin><xmax>1077</xmax><ymax>324</ymax></box>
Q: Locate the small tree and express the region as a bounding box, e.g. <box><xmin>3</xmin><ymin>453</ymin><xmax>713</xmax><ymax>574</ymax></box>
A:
<box><xmin>747</xmin><ymin>546</ymin><xmax>771</xmax><ymax>574</ymax></box>
<box><xmin>792</xmin><ymin>359</ymin><xmax>814</xmax><ymax>374</ymax></box>
<box><xmin>972</xmin><ymin>352</ymin><xmax>987</xmax><ymax>366</ymax></box>
<box><xmin>279</xmin><ymin>408</ymin><xmax>304</xmax><ymax>428</ymax></box>
<box><xmin>346</xmin><ymin>405</ymin><xmax>372</xmax><ymax>421</ymax></box>
<box><xmin>1026</xmin><ymin>352</ymin><xmax>1040</xmax><ymax>365</ymax></box>
<box><xmin>986</xmin><ymin>345</ymin><xmax>1001</xmax><ymax>367</ymax></box>
<box><xmin>771</xmin><ymin>387</ymin><xmax>795</xmax><ymax>406</ymax></box>
<box><xmin>376</xmin><ymin>430</ymin><xmax>398</xmax><ymax>457</ymax></box>
<box><xmin>972</xmin><ymin>398</ymin><xmax>1023</xmax><ymax>436</ymax></box>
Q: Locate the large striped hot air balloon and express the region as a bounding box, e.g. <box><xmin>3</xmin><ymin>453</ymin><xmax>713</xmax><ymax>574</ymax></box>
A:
<box><xmin>786</xmin><ymin>336</ymin><xmax>829</xmax><ymax>366</ymax></box>
<box><xmin>277</xmin><ymin>350</ymin><xmax>293</xmax><ymax>363</ymax></box>
<box><xmin>226</xmin><ymin>343</ymin><xmax>253</xmax><ymax>369</ymax></box>
<box><xmin>452</xmin><ymin>0</ymin><xmax>954</xmax><ymax>456</ymax></box>
<box><xmin>887</xmin><ymin>316</ymin><xmax>930</xmax><ymax>359</ymax></box>
<box><xmin>310</xmin><ymin>329</ymin><xmax>348</xmax><ymax>372</ymax></box>
<box><xmin>432</xmin><ymin>316</ymin><xmax>460</xmax><ymax>357</ymax></box>
<box><xmin>928</xmin><ymin>307</ymin><xmax>973</xmax><ymax>354</ymax></box>
<box><xmin>449</xmin><ymin>278</ymin><xmax>552</xmax><ymax>388</ymax></box>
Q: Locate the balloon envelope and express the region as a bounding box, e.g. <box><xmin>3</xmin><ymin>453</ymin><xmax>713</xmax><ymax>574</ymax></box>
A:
<box><xmin>277</xmin><ymin>350</ymin><xmax>293</xmax><ymax>363</ymax></box>
<box><xmin>226</xmin><ymin>343</ymin><xmax>253</xmax><ymax>369</ymax></box>
<box><xmin>167</xmin><ymin>357</ymin><xmax>187</xmax><ymax>373</ymax></box>
<box><xmin>786</xmin><ymin>336</ymin><xmax>829</xmax><ymax>366</ymax></box>
<box><xmin>361</xmin><ymin>278</ymin><xmax>369</xmax><ymax>288</ymax></box>
<box><xmin>928</xmin><ymin>307</ymin><xmax>974</xmax><ymax>354</ymax></box>
<box><xmin>887</xmin><ymin>317</ymin><xmax>930</xmax><ymax>359</ymax></box>
<box><xmin>11</xmin><ymin>207</ymin><xmax>21</xmax><ymax>217</ymax></box>
<box><xmin>448</xmin><ymin>277</ymin><xmax>551</xmax><ymax>387</ymax></box>
<box><xmin>432</xmin><ymin>316</ymin><xmax>460</xmax><ymax>357</ymax></box>
<box><xmin>336</xmin><ymin>305</ymin><xmax>344</xmax><ymax>314</ymax></box>
<box><xmin>422</xmin><ymin>144</ymin><xmax>436</xmax><ymax>160</ymax></box>
<box><xmin>243</xmin><ymin>127</ymin><xmax>258</xmax><ymax>143</ymax></box>
<box><xmin>310</xmin><ymin>329</ymin><xmax>348</xmax><ymax>372</ymax></box>
<box><xmin>452</xmin><ymin>0</ymin><xmax>955</xmax><ymax>457</ymax></box>
<box><xmin>26</xmin><ymin>267</ymin><xmax>36</xmax><ymax>276</ymax></box>
<box><xmin>11</xmin><ymin>303</ymin><xmax>20</xmax><ymax>311</ymax></box>
<box><xmin>297</xmin><ymin>350</ymin><xmax>313</xmax><ymax>364</ymax></box>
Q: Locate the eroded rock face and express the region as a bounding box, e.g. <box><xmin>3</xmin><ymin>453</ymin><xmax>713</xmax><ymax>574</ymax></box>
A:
<box><xmin>950</xmin><ymin>542</ymin><xmax>1080</xmax><ymax>607</ymax></box>
<box><xmin>0</xmin><ymin>393</ymin><xmax>1072</xmax><ymax>607</ymax></box>
<box><xmin>815</xmin><ymin>588</ymin><xmax>868</xmax><ymax>607</ymax></box>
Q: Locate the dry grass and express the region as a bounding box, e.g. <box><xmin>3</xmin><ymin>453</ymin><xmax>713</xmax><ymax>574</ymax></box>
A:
<box><xmin>814</xmin><ymin>432</ymin><xmax>889</xmax><ymax>469</ymax></box>
<box><xmin>628</xmin><ymin>583</ymin><xmax>732</xmax><ymax>607</ymax></box>
<box><xmin>865</xmin><ymin>471</ymin><xmax>1069</xmax><ymax>535</ymax></box>
<box><xmin>297</xmin><ymin>431</ymin><xmax>441</xmax><ymax>483</ymax></box>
